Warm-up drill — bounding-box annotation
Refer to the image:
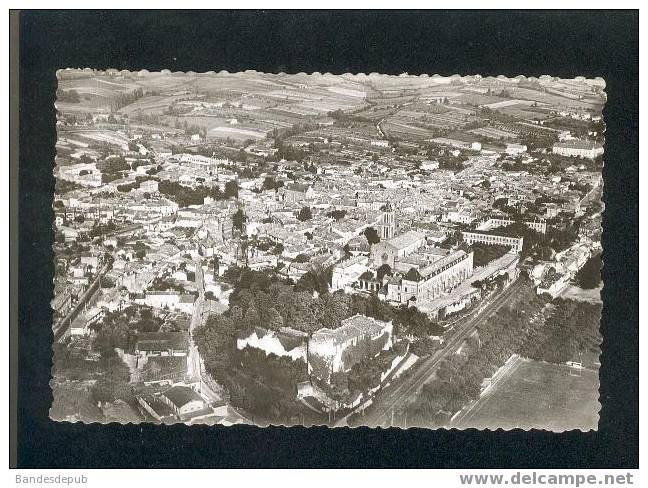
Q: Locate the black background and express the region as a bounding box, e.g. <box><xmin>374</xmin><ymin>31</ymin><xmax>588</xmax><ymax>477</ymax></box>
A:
<box><xmin>16</xmin><ymin>10</ymin><xmax>639</xmax><ymax>468</ymax></box>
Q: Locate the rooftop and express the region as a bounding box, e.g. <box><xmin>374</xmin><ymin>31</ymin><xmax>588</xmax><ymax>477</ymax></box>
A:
<box><xmin>385</xmin><ymin>230</ymin><xmax>426</xmax><ymax>250</ymax></box>
<box><xmin>553</xmin><ymin>140</ymin><xmax>603</xmax><ymax>150</ymax></box>
<box><xmin>162</xmin><ymin>385</ymin><xmax>204</xmax><ymax>409</ymax></box>
<box><xmin>136</xmin><ymin>332</ymin><xmax>188</xmax><ymax>352</ymax></box>
<box><xmin>311</xmin><ymin>314</ymin><xmax>390</xmax><ymax>347</ymax></box>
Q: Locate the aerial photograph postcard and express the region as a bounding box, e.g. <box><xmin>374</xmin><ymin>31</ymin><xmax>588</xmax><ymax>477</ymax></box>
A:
<box><xmin>50</xmin><ymin>70</ymin><xmax>604</xmax><ymax>430</ymax></box>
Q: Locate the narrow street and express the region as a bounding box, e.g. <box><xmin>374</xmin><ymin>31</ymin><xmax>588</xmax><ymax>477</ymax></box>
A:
<box><xmin>187</xmin><ymin>260</ymin><xmax>205</xmax><ymax>380</ymax></box>
<box><xmin>53</xmin><ymin>261</ymin><xmax>111</xmax><ymax>342</ymax></box>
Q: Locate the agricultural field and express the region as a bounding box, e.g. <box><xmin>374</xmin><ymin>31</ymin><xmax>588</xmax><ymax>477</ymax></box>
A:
<box><xmin>57</xmin><ymin>74</ymin><xmax>145</xmax><ymax>113</ymax></box>
<box><xmin>483</xmin><ymin>99</ymin><xmax>541</xmax><ymax>110</ymax></box>
<box><xmin>494</xmin><ymin>105</ymin><xmax>553</xmax><ymax>121</ymax></box>
<box><xmin>58</xmin><ymin>129</ymin><xmax>130</xmax><ymax>151</ymax></box>
<box><xmin>381</xmin><ymin>119</ymin><xmax>435</xmax><ymax>140</ymax></box>
<box><xmin>505</xmin><ymin>86</ymin><xmax>604</xmax><ymax>112</ymax></box>
<box><xmin>470</xmin><ymin>127</ymin><xmax>519</xmax><ymax>140</ymax></box>
<box><xmin>208</xmin><ymin>125</ymin><xmax>268</xmax><ymax>141</ymax></box>
<box><xmin>117</xmin><ymin>94</ymin><xmax>189</xmax><ymax>116</ymax></box>
<box><xmin>452</xmin><ymin>357</ymin><xmax>599</xmax><ymax>431</ymax></box>
<box><xmin>454</xmin><ymin>92</ymin><xmax>510</xmax><ymax>107</ymax></box>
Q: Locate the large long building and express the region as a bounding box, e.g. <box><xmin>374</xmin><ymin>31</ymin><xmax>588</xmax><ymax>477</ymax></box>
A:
<box><xmin>462</xmin><ymin>231</ymin><xmax>524</xmax><ymax>254</ymax></box>
<box><xmin>476</xmin><ymin>217</ymin><xmax>547</xmax><ymax>234</ymax></box>
<box><xmin>552</xmin><ymin>140</ymin><xmax>604</xmax><ymax>159</ymax></box>
<box><xmin>308</xmin><ymin>314</ymin><xmax>394</xmax><ymax>383</ymax></box>
<box><xmin>386</xmin><ymin>249</ymin><xmax>474</xmax><ymax>305</ymax></box>
<box><xmin>370</xmin><ymin>230</ymin><xmax>427</xmax><ymax>268</ymax></box>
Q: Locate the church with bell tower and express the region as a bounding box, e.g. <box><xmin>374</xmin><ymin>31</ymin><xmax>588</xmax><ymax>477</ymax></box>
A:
<box><xmin>380</xmin><ymin>202</ymin><xmax>395</xmax><ymax>240</ymax></box>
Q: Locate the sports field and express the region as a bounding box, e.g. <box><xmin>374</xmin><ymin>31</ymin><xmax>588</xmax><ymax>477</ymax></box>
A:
<box><xmin>452</xmin><ymin>357</ymin><xmax>599</xmax><ymax>431</ymax></box>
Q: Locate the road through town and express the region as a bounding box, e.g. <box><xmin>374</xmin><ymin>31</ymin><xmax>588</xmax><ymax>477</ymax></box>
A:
<box><xmin>187</xmin><ymin>261</ymin><xmax>205</xmax><ymax>380</ymax></box>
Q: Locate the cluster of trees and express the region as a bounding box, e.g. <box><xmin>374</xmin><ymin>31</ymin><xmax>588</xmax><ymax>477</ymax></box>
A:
<box><xmin>376</xmin><ymin>264</ymin><xmax>392</xmax><ymax>281</ymax></box>
<box><xmin>297</xmin><ymin>206</ymin><xmax>313</xmax><ymax>221</ymax></box>
<box><xmin>323</xmin><ymin>346</ymin><xmax>402</xmax><ymax>401</ymax></box>
<box><xmin>130</xmin><ymin>112</ymin><xmax>162</xmax><ymax>125</ymax></box>
<box><xmin>97</xmin><ymin>156</ymin><xmax>131</xmax><ymax>184</ymax></box>
<box><xmin>519</xmin><ymin>299</ymin><xmax>601</xmax><ymax>365</ymax></box>
<box><xmin>406</xmin><ymin>282</ymin><xmax>546</xmax><ymax>426</ymax></box>
<box><xmin>438</xmin><ymin>155</ymin><xmax>468</xmax><ymax>172</ymax></box>
<box><xmin>88</xmin><ymin>221</ymin><xmax>117</xmax><ymax>238</ymax></box>
<box><xmin>90</xmin><ymin>348</ymin><xmax>134</xmax><ymax>407</ymax></box>
<box><xmin>90</xmin><ymin>306</ymin><xmax>161</xmax><ymax>353</ymax></box>
<box><xmin>58</xmin><ymin>112</ymin><xmax>94</xmax><ymax>127</ymax></box>
<box><xmin>224</xmin><ymin>180</ymin><xmax>239</xmax><ymax>199</ymax></box>
<box><xmin>227</xmin><ymin>282</ymin><xmax>351</xmax><ymax>335</ymax></box>
<box><xmin>100</xmin><ymin>173</ymin><xmax>122</xmax><ymax>185</ymax></box>
<box><xmin>150</xmin><ymin>276</ymin><xmax>187</xmax><ymax>293</ymax></box>
<box><xmin>469</xmin><ymin>242</ymin><xmax>511</xmax><ymax>267</ymax></box>
<box><xmin>492</xmin><ymin>197</ymin><xmax>521</xmax><ymax>215</ymax></box>
<box><xmin>409</xmin><ymin>337</ymin><xmax>442</xmax><ymax>357</ymax></box>
<box><xmin>271</xmin><ymin>122</ymin><xmax>321</xmax><ymax>142</ymax></box>
<box><xmin>184</xmin><ymin>123</ymin><xmax>207</xmax><ymax>138</ymax></box>
<box><xmin>164</xmin><ymin>103</ymin><xmax>194</xmax><ymax>117</ymax></box>
<box><xmin>212</xmin><ymin>266</ymin><xmax>444</xmax><ymax>342</ymax></box>
<box><xmin>56</xmin><ymin>89</ymin><xmax>81</xmax><ymax>103</ymax></box>
<box><xmin>157</xmin><ymin>179</ymin><xmax>238</xmax><ymax>207</ymax></box>
<box><xmin>363</xmin><ymin>227</ymin><xmax>380</xmax><ymax>245</ymax></box>
<box><xmin>231</xmin><ymin>208</ymin><xmax>246</xmax><ymax>234</ymax></box>
<box><xmin>146</xmin><ymin>164</ymin><xmax>163</xmax><ymax>176</ymax></box>
<box><xmin>471</xmin><ymin>273</ymin><xmax>510</xmax><ymax>297</ymax></box>
<box><xmin>293</xmin><ymin>266</ymin><xmax>333</xmax><ymax>295</ymax></box>
<box><xmin>326</xmin><ymin>209</ymin><xmax>347</xmax><ymax>221</ymax></box>
<box><xmin>574</xmin><ymin>253</ymin><xmax>602</xmax><ymax>289</ymax></box>
<box><xmin>220</xmin><ymin>347</ymin><xmax>307</xmax><ymax>423</ymax></box>
<box><xmin>544</xmin><ymin>223</ymin><xmax>581</xmax><ymax>254</ymax></box>
<box><xmin>158</xmin><ymin>180</ymin><xmax>206</xmax><ymax>207</ymax></box>
<box><xmin>133</xmin><ymin>240</ymin><xmax>150</xmax><ymax>260</ymax></box>
<box><xmin>110</xmin><ymin>87</ymin><xmax>144</xmax><ymax>112</ymax></box>
<box><xmin>55</xmin><ymin>178</ymin><xmax>83</xmax><ymax>194</ymax></box>
<box><xmin>262</xmin><ymin>176</ymin><xmax>284</xmax><ymax>191</ymax></box>
<box><xmin>193</xmin><ymin>298</ymin><xmax>308</xmax><ymax>423</ymax></box>
<box><xmin>237</xmin><ymin>346</ymin><xmax>308</xmax><ymax>397</ymax></box>
<box><xmin>117</xmin><ymin>181</ymin><xmax>140</xmax><ymax>193</ymax></box>
<box><xmin>518</xmin><ymin>130</ymin><xmax>559</xmax><ymax>151</ymax></box>
<box><xmin>422</xmin><ymin>145</ymin><xmax>471</xmax><ymax>172</ymax></box>
<box><xmin>328</xmin><ymin>109</ymin><xmax>373</xmax><ymax>127</ymax></box>
<box><xmin>544</xmin><ymin>116</ymin><xmax>603</xmax><ymax>141</ymax></box>
<box><xmin>293</xmin><ymin>254</ymin><xmax>310</xmax><ymax>263</ymax></box>
<box><xmin>52</xmin><ymin>343</ymin><xmax>101</xmax><ymax>381</ymax></box>
<box><xmin>302</xmin><ymin>161</ymin><xmax>318</xmax><ymax>174</ymax></box>
<box><xmin>272</xmin><ymin>141</ymin><xmax>309</xmax><ymax>162</ymax></box>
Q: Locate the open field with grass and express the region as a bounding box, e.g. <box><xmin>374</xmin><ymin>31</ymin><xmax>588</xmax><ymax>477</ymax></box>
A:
<box><xmin>117</xmin><ymin>94</ymin><xmax>187</xmax><ymax>116</ymax></box>
<box><xmin>208</xmin><ymin>126</ymin><xmax>268</xmax><ymax>140</ymax></box>
<box><xmin>452</xmin><ymin>357</ymin><xmax>599</xmax><ymax>431</ymax></box>
<box><xmin>560</xmin><ymin>284</ymin><xmax>602</xmax><ymax>304</ymax></box>
<box><xmin>455</xmin><ymin>93</ymin><xmax>509</xmax><ymax>106</ymax></box>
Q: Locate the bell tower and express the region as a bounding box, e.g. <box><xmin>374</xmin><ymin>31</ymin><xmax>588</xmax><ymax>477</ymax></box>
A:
<box><xmin>380</xmin><ymin>203</ymin><xmax>396</xmax><ymax>240</ymax></box>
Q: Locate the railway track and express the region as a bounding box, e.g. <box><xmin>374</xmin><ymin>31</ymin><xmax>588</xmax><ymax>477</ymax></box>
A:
<box><xmin>360</xmin><ymin>278</ymin><xmax>523</xmax><ymax>427</ymax></box>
